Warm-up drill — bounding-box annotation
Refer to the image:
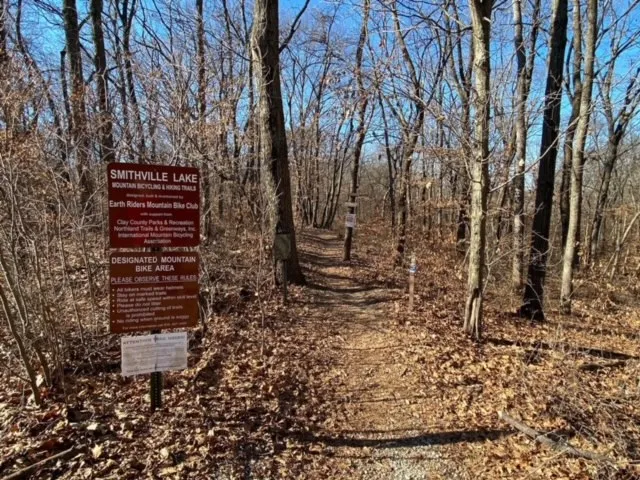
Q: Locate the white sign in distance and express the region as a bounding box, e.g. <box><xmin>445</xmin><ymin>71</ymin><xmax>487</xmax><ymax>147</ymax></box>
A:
<box><xmin>121</xmin><ymin>332</ymin><xmax>188</xmax><ymax>376</ymax></box>
<box><xmin>345</xmin><ymin>213</ymin><xmax>356</xmax><ymax>228</ymax></box>
<box><xmin>345</xmin><ymin>202</ymin><xmax>357</xmax><ymax>208</ymax></box>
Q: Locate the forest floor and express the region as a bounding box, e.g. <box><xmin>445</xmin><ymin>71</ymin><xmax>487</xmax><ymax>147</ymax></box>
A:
<box><xmin>291</xmin><ymin>230</ymin><xmax>465</xmax><ymax>479</ymax></box>
<box><xmin>0</xmin><ymin>226</ymin><xmax>639</xmax><ymax>479</ymax></box>
<box><xmin>288</xmin><ymin>228</ymin><xmax>640</xmax><ymax>479</ymax></box>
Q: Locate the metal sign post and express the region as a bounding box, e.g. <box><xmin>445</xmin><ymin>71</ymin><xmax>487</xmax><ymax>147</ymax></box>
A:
<box><xmin>150</xmin><ymin>244</ymin><xmax>162</xmax><ymax>413</ymax></box>
<box><xmin>409</xmin><ymin>253</ymin><xmax>417</xmax><ymax>311</ymax></box>
<box><xmin>150</xmin><ymin>330</ymin><xmax>162</xmax><ymax>412</ymax></box>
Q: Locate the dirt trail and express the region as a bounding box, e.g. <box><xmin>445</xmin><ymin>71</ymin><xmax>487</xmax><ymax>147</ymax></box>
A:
<box><xmin>296</xmin><ymin>230</ymin><xmax>465</xmax><ymax>480</ymax></box>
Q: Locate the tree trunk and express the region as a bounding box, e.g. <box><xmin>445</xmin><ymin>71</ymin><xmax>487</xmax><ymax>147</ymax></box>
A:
<box><xmin>392</xmin><ymin>1</ymin><xmax>425</xmax><ymax>266</ymax></box>
<box><xmin>90</xmin><ymin>0</ymin><xmax>115</xmax><ymax>163</ymax></box>
<box><xmin>464</xmin><ymin>0</ymin><xmax>493</xmax><ymax>340</ymax></box>
<box><xmin>511</xmin><ymin>0</ymin><xmax>540</xmax><ymax>291</ymax></box>
<box><xmin>511</xmin><ymin>0</ymin><xmax>527</xmax><ymax>292</ymax></box>
<box><xmin>560</xmin><ymin>1</ymin><xmax>583</xmax><ymax>252</ymax></box>
<box><xmin>0</xmin><ymin>0</ymin><xmax>6</xmax><ymax>66</ymax></box>
<box><xmin>119</xmin><ymin>0</ymin><xmax>146</xmax><ymax>160</ymax></box>
<box><xmin>560</xmin><ymin>0</ymin><xmax>597</xmax><ymax>314</ymax></box>
<box><xmin>63</xmin><ymin>0</ymin><xmax>94</xmax><ymax>212</ymax></box>
<box><xmin>520</xmin><ymin>0</ymin><xmax>569</xmax><ymax>320</ymax></box>
<box><xmin>344</xmin><ymin>0</ymin><xmax>370</xmax><ymax>261</ymax></box>
<box><xmin>379</xmin><ymin>93</ymin><xmax>396</xmax><ymax>230</ymax></box>
<box><xmin>196</xmin><ymin>0</ymin><xmax>214</xmax><ymax>242</ymax></box>
<box><xmin>587</xmin><ymin>139</ymin><xmax>616</xmax><ymax>264</ymax></box>
<box><xmin>251</xmin><ymin>0</ymin><xmax>305</xmax><ymax>285</ymax></box>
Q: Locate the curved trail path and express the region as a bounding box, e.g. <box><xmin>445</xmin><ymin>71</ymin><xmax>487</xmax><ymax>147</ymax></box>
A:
<box><xmin>295</xmin><ymin>230</ymin><xmax>466</xmax><ymax>480</ymax></box>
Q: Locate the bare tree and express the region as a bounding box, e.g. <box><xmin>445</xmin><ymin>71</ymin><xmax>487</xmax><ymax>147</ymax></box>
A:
<box><xmin>63</xmin><ymin>0</ymin><xmax>93</xmax><ymax>209</ymax></box>
<box><xmin>90</xmin><ymin>0</ymin><xmax>115</xmax><ymax>163</ymax></box>
<box><xmin>512</xmin><ymin>0</ymin><xmax>540</xmax><ymax>292</ymax></box>
<box><xmin>520</xmin><ymin>0</ymin><xmax>569</xmax><ymax>320</ymax></box>
<box><xmin>390</xmin><ymin>0</ymin><xmax>425</xmax><ymax>266</ymax></box>
<box><xmin>0</xmin><ymin>0</ymin><xmax>6</xmax><ymax>67</ymax></box>
<box><xmin>251</xmin><ymin>0</ymin><xmax>305</xmax><ymax>284</ymax></box>
<box><xmin>344</xmin><ymin>0</ymin><xmax>370</xmax><ymax>262</ymax></box>
<box><xmin>585</xmin><ymin>5</ymin><xmax>640</xmax><ymax>265</ymax></box>
<box><xmin>560</xmin><ymin>0</ymin><xmax>598</xmax><ymax>314</ymax></box>
<box><xmin>444</xmin><ymin>2</ymin><xmax>473</xmax><ymax>253</ymax></box>
<box><xmin>463</xmin><ymin>0</ymin><xmax>493</xmax><ymax>340</ymax></box>
<box><xmin>560</xmin><ymin>1</ymin><xmax>583</xmax><ymax>251</ymax></box>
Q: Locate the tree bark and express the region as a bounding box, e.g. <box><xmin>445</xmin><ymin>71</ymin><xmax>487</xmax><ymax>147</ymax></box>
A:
<box><xmin>464</xmin><ymin>0</ymin><xmax>493</xmax><ymax>340</ymax></box>
<box><xmin>511</xmin><ymin>0</ymin><xmax>538</xmax><ymax>292</ymax></box>
<box><xmin>512</xmin><ymin>0</ymin><xmax>526</xmax><ymax>290</ymax></box>
<box><xmin>444</xmin><ymin>3</ymin><xmax>473</xmax><ymax>254</ymax></box>
<box><xmin>378</xmin><ymin>93</ymin><xmax>396</xmax><ymax>231</ymax></box>
<box><xmin>0</xmin><ymin>0</ymin><xmax>6</xmax><ymax>67</ymax></box>
<box><xmin>520</xmin><ymin>0</ymin><xmax>569</xmax><ymax>320</ymax></box>
<box><xmin>392</xmin><ymin>1</ymin><xmax>425</xmax><ymax>266</ymax></box>
<box><xmin>63</xmin><ymin>0</ymin><xmax>94</xmax><ymax>212</ymax></box>
<box><xmin>588</xmin><ymin>140</ymin><xmax>617</xmax><ymax>263</ymax></box>
<box><xmin>560</xmin><ymin>0</ymin><xmax>597</xmax><ymax>314</ymax></box>
<box><xmin>90</xmin><ymin>0</ymin><xmax>116</xmax><ymax>164</ymax></box>
<box><xmin>196</xmin><ymin>0</ymin><xmax>215</xmax><ymax>242</ymax></box>
<box><xmin>560</xmin><ymin>1</ymin><xmax>583</xmax><ymax>252</ymax></box>
<box><xmin>344</xmin><ymin>0</ymin><xmax>370</xmax><ymax>261</ymax></box>
<box><xmin>251</xmin><ymin>0</ymin><xmax>305</xmax><ymax>285</ymax></box>
<box><xmin>119</xmin><ymin>0</ymin><xmax>146</xmax><ymax>160</ymax></box>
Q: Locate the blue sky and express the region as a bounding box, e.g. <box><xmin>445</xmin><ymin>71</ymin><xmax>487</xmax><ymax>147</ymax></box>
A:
<box><xmin>22</xmin><ymin>0</ymin><xmax>640</xmax><ymax>174</ymax></box>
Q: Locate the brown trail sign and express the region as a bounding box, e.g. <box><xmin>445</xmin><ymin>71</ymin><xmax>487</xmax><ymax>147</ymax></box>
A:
<box><xmin>108</xmin><ymin>163</ymin><xmax>200</xmax><ymax>248</ymax></box>
<box><xmin>107</xmin><ymin>163</ymin><xmax>201</xmax><ymax>412</ymax></box>
<box><xmin>109</xmin><ymin>252</ymin><xmax>199</xmax><ymax>333</ymax></box>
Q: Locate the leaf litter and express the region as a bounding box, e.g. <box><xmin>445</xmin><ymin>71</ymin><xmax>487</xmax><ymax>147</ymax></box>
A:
<box><xmin>0</xmin><ymin>225</ymin><xmax>638</xmax><ymax>479</ymax></box>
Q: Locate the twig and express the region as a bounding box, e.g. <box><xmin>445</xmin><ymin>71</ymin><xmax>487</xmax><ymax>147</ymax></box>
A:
<box><xmin>498</xmin><ymin>411</ymin><xmax>612</xmax><ymax>463</ymax></box>
<box><xmin>1</xmin><ymin>445</ymin><xmax>85</xmax><ymax>480</ymax></box>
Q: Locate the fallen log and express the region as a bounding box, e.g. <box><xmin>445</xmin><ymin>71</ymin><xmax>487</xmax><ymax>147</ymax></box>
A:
<box><xmin>578</xmin><ymin>360</ymin><xmax>627</xmax><ymax>372</ymax></box>
<box><xmin>497</xmin><ymin>411</ymin><xmax>611</xmax><ymax>463</ymax></box>
<box><xmin>1</xmin><ymin>445</ymin><xmax>85</xmax><ymax>480</ymax></box>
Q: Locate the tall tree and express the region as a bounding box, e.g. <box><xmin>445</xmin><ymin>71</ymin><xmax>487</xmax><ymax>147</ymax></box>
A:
<box><xmin>560</xmin><ymin>0</ymin><xmax>598</xmax><ymax>313</ymax></box>
<box><xmin>251</xmin><ymin>0</ymin><xmax>305</xmax><ymax>284</ymax></box>
<box><xmin>0</xmin><ymin>0</ymin><xmax>6</xmax><ymax>67</ymax></box>
<box><xmin>560</xmin><ymin>2</ymin><xmax>583</xmax><ymax>251</ymax></box>
<box><xmin>585</xmin><ymin>8</ymin><xmax>640</xmax><ymax>265</ymax></box>
<box><xmin>90</xmin><ymin>0</ymin><xmax>116</xmax><ymax>163</ymax></box>
<box><xmin>196</xmin><ymin>0</ymin><xmax>215</xmax><ymax>240</ymax></box>
<box><xmin>587</xmin><ymin>71</ymin><xmax>640</xmax><ymax>264</ymax></box>
<box><xmin>117</xmin><ymin>0</ymin><xmax>146</xmax><ymax>160</ymax></box>
<box><xmin>444</xmin><ymin>2</ymin><xmax>473</xmax><ymax>253</ymax></box>
<box><xmin>343</xmin><ymin>0</ymin><xmax>370</xmax><ymax>261</ymax></box>
<box><xmin>512</xmin><ymin>0</ymin><xmax>540</xmax><ymax>292</ymax></box>
<box><xmin>464</xmin><ymin>0</ymin><xmax>493</xmax><ymax>340</ymax></box>
<box><xmin>63</xmin><ymin>0</ymin><xmax>93</xmax><ymax>210</ymax></box>
<box><xmin>520</xmin><ymin>0</ymin><xmax>569</xmax><ymax>320</ymax></box>
<box><xmin>391</xmin><ymin>0</ymin><xmax>425</xmax><ymax>266</ymax></box>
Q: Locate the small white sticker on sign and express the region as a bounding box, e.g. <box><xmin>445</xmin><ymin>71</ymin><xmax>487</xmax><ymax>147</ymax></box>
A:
<box><xmin>345</xmin><ymin>213</ymin><xmax>356</xmax><ymax>228</ymax></box>
<box><xmin>121</xmin><ymin>332</ymin><xmax>188</xmax><ymax>376</ymax></box>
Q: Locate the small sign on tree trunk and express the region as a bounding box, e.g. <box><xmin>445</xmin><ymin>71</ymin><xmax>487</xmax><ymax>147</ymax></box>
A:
<box><xmin>345</xmin><ymin>213</ymin><xmax>356</xmax><ymax>228</ymax></box>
